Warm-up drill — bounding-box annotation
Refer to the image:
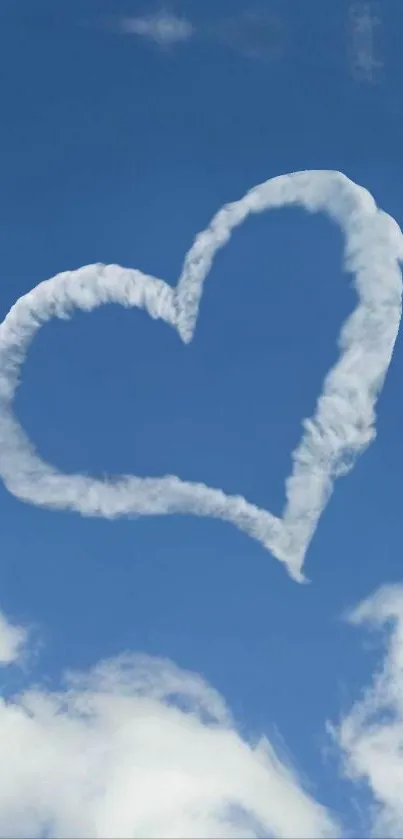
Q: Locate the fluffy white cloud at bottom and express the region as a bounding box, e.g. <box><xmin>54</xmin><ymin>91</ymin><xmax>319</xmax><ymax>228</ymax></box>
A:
<box><xmin>5</xmin><ymin>583</ymin><xmax>403</xmax><ymax>839</ymax></box>
<box><xmin>333</xmin><ymin>584</ymin><xmax>403</xmax><ymax>839</ymax></box>
<box><xmin>0</xmin><ymin>610</ymin><xmax>338</xmax><ymax>839</ymax></box>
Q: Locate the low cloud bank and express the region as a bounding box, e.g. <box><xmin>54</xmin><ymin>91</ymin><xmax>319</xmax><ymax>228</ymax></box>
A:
<box><xmin>0</xmin><ymin>608</ymin><xmax>338</xmax><ymax>839</ymax></box>
<box><xmin>333</xmin><ymin>584</ymin><xmax>403</xmax><ymax>838</ymax></box>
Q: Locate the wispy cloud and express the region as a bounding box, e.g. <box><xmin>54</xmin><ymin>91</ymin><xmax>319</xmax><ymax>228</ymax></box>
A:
<box><xmin>0</xmin><ymin>612</ymin><xmax>338</xmax><ymax>838</ymax></box>
<box><xmin>347</xmin><ymin>2</ymin><xmax>383</xmax><ymax>84</ymax></box>
<box><xmin>117</xmin><ymin>11</ymin><xmax>194</xmax><ymax>47</ymax></box>
<box><xmin>110</xmin><ymin>7</ymin><xmax>283</xmax><ymax>62</ymax></box>
<box><xmin>331</xmin><ymin>584</ymin><xmax>403</xmax><ymax>837</ymax></box>
<box><xmin>0</xmin><ymin>171</ymin><xmax>402</xmax><ymax>581</ymax></box>
<box><xmin>209</xmin><ymin>7</ymin><xmax>284</xmax><ymax>62</ymax></box>
<box><xmin>0</xmin><ymin>610</ymin><xmax>27</xmax><ymax>665</ymax></box>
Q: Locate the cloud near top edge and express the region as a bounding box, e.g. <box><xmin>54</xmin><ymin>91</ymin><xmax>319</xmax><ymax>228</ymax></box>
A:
<box><xmin>117</xmin><ymin>12</ymin><xmax>194</xmax><ymax>46</ymax></box>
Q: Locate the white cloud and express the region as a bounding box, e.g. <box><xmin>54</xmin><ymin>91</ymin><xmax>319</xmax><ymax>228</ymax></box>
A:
<box><xmin>0</xmin><ymin>609</ymin><xmax>27</xmax><ymax>666</ymax></box>
<box><xmin>0</xmin><ymin>624</ymin><xmax>339</xmax><ymax>839</ymax></box>
<box><xmin>331</xmin><ymin>584</ymin><xmax>403</xmax><ymax>838</ymax></box>
<box><xmin>115</xmin><ymin>8</ymin><xmax>282</xmax><ymax>62</ymax></box>
<box><xmin>0</xmin><ymin>172</ymin><xmax>401</xmax><ymax>582</ymax></box>
<box><xmin>7</xmin><ymin>583</ymin><xmax>403</xmax><ymax>838</ymax></box>
<box><xmin>347</xmin><ymin>2</ymin><xmax>383</xmax><ymax>84</ymax></box>
<box><xmin>118</xmin><ymin>11</ymin><xmax>194</xmax><ymax>47</ymax></box>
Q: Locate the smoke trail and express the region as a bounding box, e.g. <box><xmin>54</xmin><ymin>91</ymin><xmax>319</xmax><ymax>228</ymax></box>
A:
<box><xmin>0</xmin><ymin>170</ymin><xmax>401</xmax><ymax>582</ymax></box>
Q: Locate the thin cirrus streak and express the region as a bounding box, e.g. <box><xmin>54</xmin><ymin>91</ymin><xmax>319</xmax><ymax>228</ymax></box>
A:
<box><xmin>0</xmin><ymin>170</ymin><xmax>402</xmax><ymax>582</ymax></box>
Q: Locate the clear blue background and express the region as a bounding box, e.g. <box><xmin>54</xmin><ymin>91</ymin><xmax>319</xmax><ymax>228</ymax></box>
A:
<box><xmin>1</xmin><ymin>0</ymin><xmax>403</xmax><ymax>829</ymax></box>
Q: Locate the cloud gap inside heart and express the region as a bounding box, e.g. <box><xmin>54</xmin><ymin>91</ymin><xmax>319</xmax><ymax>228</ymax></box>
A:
<box><xmin>14</xmin><ymin>205</ymin><xmax>359</xmax><ymax>525</ymax></box>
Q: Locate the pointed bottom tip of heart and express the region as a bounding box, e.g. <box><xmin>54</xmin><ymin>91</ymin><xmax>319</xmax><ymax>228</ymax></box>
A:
<box><xmin>289</xmin><ymin>569</ymin><xmax>310</xmax><ymax>585</ymax></box>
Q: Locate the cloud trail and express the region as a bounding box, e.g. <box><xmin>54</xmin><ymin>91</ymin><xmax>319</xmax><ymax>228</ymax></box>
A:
<box><xmin>0</xmin><ymin>170</ymin><xmax>401</xmax><ymax>581</ymax></box>
<box><xmin>0</xmin><ymin>612</ymin><xmax>338</xmax><ymax>839</ymax></box>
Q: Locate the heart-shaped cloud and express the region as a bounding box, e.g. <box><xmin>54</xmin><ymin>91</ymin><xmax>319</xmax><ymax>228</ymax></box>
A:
<box><xmin>0</xmin><ymin>170</ymin><xmax>402</xmax><ymax>582</ymax></box>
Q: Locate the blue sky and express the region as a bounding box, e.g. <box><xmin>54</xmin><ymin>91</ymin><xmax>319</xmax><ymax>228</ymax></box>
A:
<box><xmin>1</xmin><ymin>2</ymin><xmax>403</xmax><ymax>837</ymax></box>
